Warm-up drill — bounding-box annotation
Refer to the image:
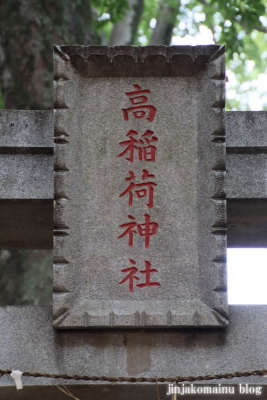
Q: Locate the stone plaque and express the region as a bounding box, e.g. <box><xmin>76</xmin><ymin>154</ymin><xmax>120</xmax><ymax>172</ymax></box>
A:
<box><xmin>53</xmin><ymin>45</ymin><xmax>227</xmax><ymax>328</ymax></box>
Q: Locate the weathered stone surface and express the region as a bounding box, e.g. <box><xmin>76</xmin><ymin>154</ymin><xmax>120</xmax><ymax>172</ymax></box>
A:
<box><xmin>0</xmin><ymin>154</ymin><xmax>53</xmax><ymax>199</ymax></box>
<box><xmin>226</xmin><ymin>111</ymin><xmax>267</xmax><ymax>200</ymax></box>
<box><xmin>0</xmin><ymin>110</ymin><xmax>53</xmax><ymax>148</ymax></box>
<box><xmin>57</xmin><ymin>44</ymin><xmax>224</xmax><ymax>77</ymax></box>
<box><xmin>226</xmin><ymin>111</ymin><xmax>267</xmax><ymax>147</ymax></box>
<box><xmin>0</xmin><ymin>111</ymin><xmax>266</xmax><ymax>250</ymax></box>
<box><xmin>0</xmin><ymin>305</ymin><xmax>267</xmax><ymax>396</ymax></box>
<box><xmin>0</xmin><ymin>110</ymin><xmax>53</xmax><ymax>201</ymax></box>
<box><xmin>53</xmin><ymin>45</ymin><xmax>227</xmax><ymax>328</ymax></box>
<box><xmin>227</xmin><ymin>154</ymin><xmax>267</xmax><ymax>199</ymax></box>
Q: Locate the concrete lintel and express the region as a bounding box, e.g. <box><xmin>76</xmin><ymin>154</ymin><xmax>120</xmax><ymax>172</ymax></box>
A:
<box><xmin>0</xmin><ymin>110</ymin><xmax>53</xmax><ymax>148</ymax></box>
<box><xmin>226</xmin><ymin>111</ymin><xmax>267</xmax><ymax>148</ymax></box>
<box><xmin>0</xmin><ymin>305</ymin><xmax>267</xmax><ymax>395</ymax></box>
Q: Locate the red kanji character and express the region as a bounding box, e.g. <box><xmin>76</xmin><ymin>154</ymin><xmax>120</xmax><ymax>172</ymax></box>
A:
<box><xmin>119</xmin><ymin>259</ymin><xmax>139</xmax><ymax>292</ymax></box>
<box><xmin>122</xmin><ymin>84</ymin><xmax>157</xmax><ymax>122</ymax></box>
<box><xmin>137</xmin><ymin>214</ymin><xmax>158</xmax><ymax>248</ymax></box>
<box><xmin>117</xmin><ymin>130</ymin><xmax>158</xmax><ymax>163</ymax></box>
<box><xmin>125</xmin><ymin>84</ymin><xmax>151</xmax><ymax>105</ymax></box>
<box><xmin>118</xmin><ymin>214</ymin><xmax>158</xmax><ymax>249</ymax></box>
<box><xmin>118</xmin><ymin>215</ymin><xmax>137</xmax><ymax>247</ymax></box>
<box><xmin>119</xmin><ymin>259</ymin><xmax>160</xmax><ymax>292</ymax></box>
<box><xmin>136</xmin><ymin>261</ymin><xmax>160</xmax><ymax>288</ymax></box>
<box><xmin>119</xmin><ymin>169</ymin><xmax>157</xmax><ymax>208</ymax></box>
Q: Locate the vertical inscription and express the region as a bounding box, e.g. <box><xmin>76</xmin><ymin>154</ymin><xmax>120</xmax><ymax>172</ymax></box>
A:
<box><xmin>117</xmin><ymin>84</ymin><xmax>160</xmax><ymax>292</ymax></box>
<box><xmin>53</xmin><ymin>45</ymin><xmax>228</xmax><ymax>329</ymax></box>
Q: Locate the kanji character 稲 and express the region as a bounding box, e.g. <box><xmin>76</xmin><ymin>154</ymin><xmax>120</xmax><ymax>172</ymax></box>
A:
<box><xmin>117</xmin><ymin>130</ymin><xmax>158</xmax><ymax>163</ymax></box>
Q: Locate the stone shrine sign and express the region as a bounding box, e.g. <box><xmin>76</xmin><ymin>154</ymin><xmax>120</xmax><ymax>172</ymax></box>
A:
<box><xmin>53</xmin><ymin>45</ymin><xmax>227</xmax><ymax>328</ymax></box>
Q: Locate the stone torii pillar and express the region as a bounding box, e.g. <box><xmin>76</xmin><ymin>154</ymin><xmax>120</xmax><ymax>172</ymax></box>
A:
<box><xmin>0</xmin><ymin>45</ymin><xmax>267</xmax><ymax>398</ymax></box>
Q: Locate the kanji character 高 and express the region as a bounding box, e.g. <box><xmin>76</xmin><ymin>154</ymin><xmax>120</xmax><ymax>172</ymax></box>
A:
<box><xmin>122</xmin><ymin>84</ymin><xmax>157</xmax><ymax>122</ymax></box>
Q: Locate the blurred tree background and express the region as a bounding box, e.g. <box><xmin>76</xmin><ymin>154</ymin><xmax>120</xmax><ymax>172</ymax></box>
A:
<box><xmin>0</xmin><ymin>0</ymin><xmax>266</xmax><ymax>305</ymax></box>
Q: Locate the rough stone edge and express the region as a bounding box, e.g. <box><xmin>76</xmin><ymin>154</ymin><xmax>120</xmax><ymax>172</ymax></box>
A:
<box><xmin>52</xmin><ymin>45</ymin><xmax>228</xmax><ymax>328</ymax></box>
<box><xmin>0</xmin><ymin>110</ymin><xmax>54</xmax><ymax>148</ymax></box>
<box><xmin>58</xmin><ymin>44</ymin><xmax>221</xmax><ymax>61</ymax></box>
<box><xmin>206</xmin><ymin>46</ymin><xmax>228</xmax><ymax>324</ymax></box>
<box><xmin>53</xmin><ymin>50</ymin><xmax>73</xmax><ymax>324</ymax></box>
<box><xmin>55</xmin><ymin>45</ymin><xmax>222</xmax><ymax>77</ymax></box>
<box><xmin>226</xmin><ymin>111</ymin><xmax>267</xmax><ymax>148</ymax></box>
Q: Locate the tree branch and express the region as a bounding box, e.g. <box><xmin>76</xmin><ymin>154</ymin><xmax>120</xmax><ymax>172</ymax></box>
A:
<box><xmin>149</xmin><ymin>1</ymin><xmax>179</xmax><ymax>46</ymax></box>
<box><xmin>109</xmin><ymin>0</ymin><xmax>144</xmax><ymax>45</ymax></box>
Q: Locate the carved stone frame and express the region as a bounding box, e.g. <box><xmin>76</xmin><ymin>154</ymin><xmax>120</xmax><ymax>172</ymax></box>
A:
<box><xmin>53</xmin><ymin>45</ymin><xmax>227</xmax><ymax>328</ymax></box>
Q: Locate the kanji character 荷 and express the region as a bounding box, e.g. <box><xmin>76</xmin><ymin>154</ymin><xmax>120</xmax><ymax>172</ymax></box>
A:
<box><xmin>119</xmin><ymin>169</ymin><xmax>157</xmax><ymax>208</ymax></box>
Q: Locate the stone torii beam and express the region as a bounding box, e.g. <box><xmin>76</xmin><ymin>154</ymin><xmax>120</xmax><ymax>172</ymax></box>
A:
<box><xmin>0</xmin><ymin>109</ymin><xmax>266</xmax><ymax>249</ymax></box>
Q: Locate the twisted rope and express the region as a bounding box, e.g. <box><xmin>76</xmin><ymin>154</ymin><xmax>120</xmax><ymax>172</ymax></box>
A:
<box><xmin>1</xmin><ymin>368</ymin><xmax>267</xmax><ymax>383</ymax></box>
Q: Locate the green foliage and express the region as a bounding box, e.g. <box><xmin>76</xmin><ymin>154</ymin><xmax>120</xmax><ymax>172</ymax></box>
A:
<box><xmin>92</xmin><ymin>0</ymin><xmax>129</xmax><ymax>23</ymax></box>
<box><xmin>135</xmin><ymin>0</ymin><xmax>159</xmax><ymax>45</ymax></box>
<box><xmin>92</xmin><ymin>0</ymin><xmax>129</xmax><ymax>42</ymax></box>
<box><xmin>144</xmin><ymin>0</ymin><xmax>267</xmax><ymax>110</ymax></box>
<box><xmin>208</xmin><ymin>0</ymin><xmax>265</xmax><ymax>58</ymax></box>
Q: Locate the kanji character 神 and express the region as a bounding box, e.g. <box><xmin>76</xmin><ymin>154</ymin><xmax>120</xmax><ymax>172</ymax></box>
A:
<box><xmin>117</xmin><ymin>130</ymin><xmax>158</xmax><ymax>163</ymax></box>
<box><xmin>118</xmin><ymin>214</ymin><xmax>158</xmax><ymax>249</ymax></box>
<box><xmin>122</xmin><ymin>84</ymin><xmax>157</xmax><ymax>122</ymax></box>
<box><xmin>119</xmin><ymin>259</ymin><xmax>160</xmax><ymax>292</ymax></box>
<box><xmin>119</xmin><ymin>169</ymin><xmax>157</xmax><ymax>208</ymax></box>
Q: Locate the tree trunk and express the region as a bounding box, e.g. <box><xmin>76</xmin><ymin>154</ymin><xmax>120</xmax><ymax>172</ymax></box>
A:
<box><xmin>0</xmin><ymin>0</ymin><xmax>96</xmax><ymax>306</ymax></box>
<box><xmin>0</xmin><ymin>0</ymin><xmax>96</xmax><ymax>110</ymax></box>
<box><xmin>149</xmin><ymin>0</ymin><xmax>179</xmax><ymax>46</ymax></box>
<box><xmin>109</xmin><ymin>0</ymin><xmax>144</xmax><ymax>45</ymax></box>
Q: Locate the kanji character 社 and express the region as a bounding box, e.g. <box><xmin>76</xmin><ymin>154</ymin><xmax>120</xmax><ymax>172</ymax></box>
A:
<box><xmin>118</xmin><ymin>214</ymin><xmax>158</xmax><ymax>249</ymax></box>
<box><xmin>117</xmin><ymin>130</ymin><xmax>158</xmax><ymax>163</ymax></box>
<box><xmin>119</xmin><ymin>169</ymin><xmax>157</xmax><ymax>208</ymax></box>
<box><xmin>122</xmin><ymin>84</ymin><xmax>157</xmax><ymax>122</ymax></box>
<box><xmin>119</xmin><ymin>259</ymin><xmax>160</xmax><ymax>292</ymax></box>
<box><xmin>136</xmin><ymin>260</ymin><xmax>160</xmax><ymax>288</ymax></box>
<box><xmin>119</xmin><ymin>259</ymin><xmax>139</xmax><ymax>292</ymax></box>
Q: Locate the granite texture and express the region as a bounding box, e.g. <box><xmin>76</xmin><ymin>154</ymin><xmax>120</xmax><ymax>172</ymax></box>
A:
<box><xmin>0</xmin><ymin>110</ymin><xmax>53</xmax><ymax>200</ymax></box>
<box><xmin>226</xmin><ymin>111</ymin><xmax>267</xmax><ymax>147</ymax></box>
<box><xmin>56</xmin><ymin>44</ymin><xmax>224</xmax><ymax>77</ymax></box>
<box><xmin>53</xmin><ymin>45</ymin><xmax>227</xmax><ymax>328</ymax></box>
<box><xmin>0</xmin><ymin>110</ymin><xmax>53</xmax><ymax>148</ymax></box>
<box><xmin>0</xmin><ymin>110</ymin><xmax>266</xmax><ymax>249</ymax></box>
<box><xmin>0</xmin><ymin>154</ymin><xmax>53</xmax><ymax>199</ymax></box>
<box><xmin>1</xmin><ymin>306</ymin><xmax>267</xmax><ymax>394</ymax></box>
<box><xmin>226</xmin><ymin>154</ymin><xmax>267</xmax><ymax>199</ymax></box>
